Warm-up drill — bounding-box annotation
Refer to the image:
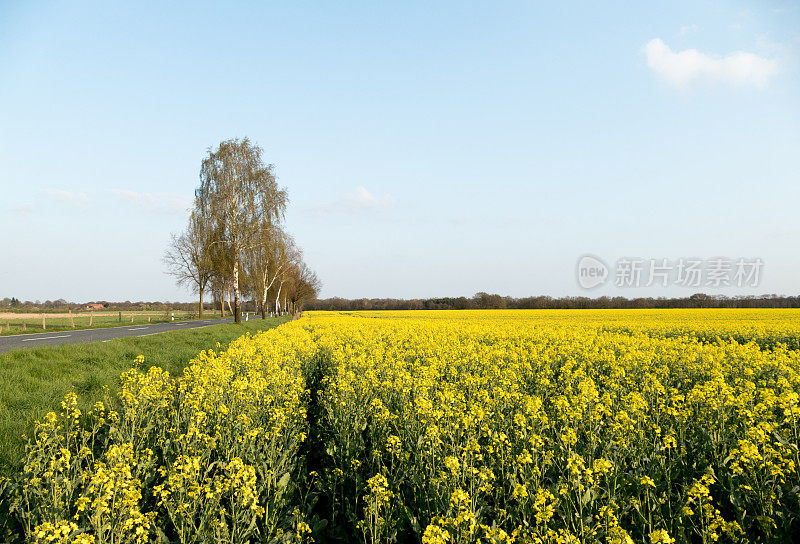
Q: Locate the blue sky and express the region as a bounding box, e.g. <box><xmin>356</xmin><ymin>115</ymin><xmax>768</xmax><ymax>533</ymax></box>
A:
<box><xmin>1</xmin><ymin>1</ymin><xmax>798</xmax><ymax>301</ymax></box>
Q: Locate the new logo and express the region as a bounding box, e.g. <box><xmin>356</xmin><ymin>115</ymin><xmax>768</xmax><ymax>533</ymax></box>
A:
<box><xmin>577</xmin><ymin>255</ymin><xmax>609</xmax><ymax>289</ymax></box>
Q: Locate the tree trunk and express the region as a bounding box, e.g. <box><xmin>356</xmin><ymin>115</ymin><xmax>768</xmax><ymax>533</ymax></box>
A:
<box><xmin>198</xmin><ymin>287</ymin><xmax>204</xmax><ymax>318</ymax></box>
<box><xmin>261</xmin><ymin>269</ymin><xmax>268</xmax><ymax>319</ymax></box>
<box><xmin>276</xmin><ymin>282</ymin><xmax>283</xmax><ymax>315</ymax></box>
<box><xmin>233</xmin><ymin>259</ymin><xmax>241</xmax><ymax>323</ymax></box>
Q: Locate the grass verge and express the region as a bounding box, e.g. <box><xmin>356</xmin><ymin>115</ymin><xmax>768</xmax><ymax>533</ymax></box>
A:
<box><xmin>0</xmin><ymin>317</ymin><xmax>289</xmax><ymax>474</ymax></box>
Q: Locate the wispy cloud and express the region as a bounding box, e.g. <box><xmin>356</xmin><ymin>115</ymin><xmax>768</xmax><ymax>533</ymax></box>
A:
<box><xmin>678</xmin><ymin>24</ymin><xmax>698</xmax><ymax>37</ymax></box>
<box><xmin>643</xmin><ymin>38</ymin><xmax>778</xmax><ymax>91</ymax></box>
<box><xmin>309</xmin><ymin>186</ymin><xmax>396</xmax><ymax>215</ymax></box>
<box><xmin>111</xmin><ymin>189</ymin><xmax>191</xmax><ymax>216</ymax></box>
<box><xmin>11</xmin><ymin>202</ymin><xmax>34</xmax><ymax>216</ymax></box>
<box><xmin>449</xmin><ymin>214</ymin><xmax>477</xmax><ymax>226</ymax></box>
<box><xmin>45</xmin><ymin>189</ymin><xmax>89</xmax><ymax>209</ymax></box>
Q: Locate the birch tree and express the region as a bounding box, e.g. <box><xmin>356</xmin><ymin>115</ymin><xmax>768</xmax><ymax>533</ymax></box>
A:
<box><xmin>245</xmin><ymin>228</ymin><xmax>299</xmax><ymax>319</ymax></box>
<box><xmin>195</xmin><ymin>138</ymin><xmax>287</xmax><ymax>323</ymax></box>
<box><xmin>270</xmin><ymin>237</ymin><xmax>301</xmax><ymax>316</ymax></box>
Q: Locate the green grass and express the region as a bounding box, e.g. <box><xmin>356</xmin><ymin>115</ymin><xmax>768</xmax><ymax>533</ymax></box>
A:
<box><xmin>0</xmin><ymin>311</ymin><xmax>226</xmax><ymax>336</ymax></box>
<box><xmin>0</xmin><ymin>317</ymin><xmax>289</xmax><ymax>474</ymax></box>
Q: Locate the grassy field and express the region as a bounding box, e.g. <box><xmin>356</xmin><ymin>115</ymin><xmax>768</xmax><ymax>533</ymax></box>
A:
<box><xmin>0</xmin><ymin>316</ymin><xmax>288</xmax><ymax>474</ymax></box>
<box><xmin>0</xmin><ymin>310</ymin><xmax>230</xmax><ymax>336</ymax></box>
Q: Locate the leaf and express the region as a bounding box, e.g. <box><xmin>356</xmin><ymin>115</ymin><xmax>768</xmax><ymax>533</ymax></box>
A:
<box><xmin>722</xmin><ymin>454</ymin><xmax>733</xmax><ymax>466</ymax></box>
<box><xmin>277</xmin><ymin>472</ymin><xmax>291</xmax><ymax>489</ymax></box>
<box><xmin>155</xmin><ymin>526</ymin><xmax>169</xmax><ymax>543</ymax></box>
<box><xmin>404</xmin><ymin>505</ymin><xmax>421</xmax><ymax>534</ymax></box>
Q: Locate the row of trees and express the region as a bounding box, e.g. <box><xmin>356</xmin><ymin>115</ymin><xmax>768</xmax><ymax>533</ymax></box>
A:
<box><xmin>307</xmin><ymin>292</ymin><xmax>800</xmax><ymax>311</ymax></box>
<box><xmin>164</xmin><ymin>138</ymin><xmax>321</xmax><ymax>323</ymax></box>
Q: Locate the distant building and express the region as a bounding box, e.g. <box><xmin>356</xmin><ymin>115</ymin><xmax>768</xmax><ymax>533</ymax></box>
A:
<box><xmin>87</xmin><ymin>303</ymin><xmax>105</xmax><ymax>310</ymax></box>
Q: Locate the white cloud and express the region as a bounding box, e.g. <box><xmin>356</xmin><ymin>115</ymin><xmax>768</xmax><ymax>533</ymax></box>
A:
<box><xmin>111</xmin><ymin>189</ymin><xmax>191</xmax><ymax>215</ymax></box>
<box><xmin>309</xmin><ymin>186</ymin><xmax>396</xmax><ymax>215</ymax></box>
<box><xmin>679</xmin><ymin>24</ymin><xmax>698</xmax><ymax>37</ymax></box>
<box><xmin>45</xmin><ymin>189</ymin><xmax>89</xmax><ymax>208</ymax></box>
<box><xmin>643</xmin><ymin>38</ymin><xmax>778</xmax><ymax>90</ymax></box>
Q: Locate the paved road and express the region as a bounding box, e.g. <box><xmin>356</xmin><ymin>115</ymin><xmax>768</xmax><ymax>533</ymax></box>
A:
<box><xmin>0</xmin><ymin>317</ymin><xmax>237</xmax><ymax>353</ymax></box>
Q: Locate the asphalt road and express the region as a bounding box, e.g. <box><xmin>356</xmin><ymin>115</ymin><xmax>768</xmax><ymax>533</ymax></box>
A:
<box><xmin>0</xmin><ymin>317</ymin><xmax>237</xmax><ymax>353</ymax></box>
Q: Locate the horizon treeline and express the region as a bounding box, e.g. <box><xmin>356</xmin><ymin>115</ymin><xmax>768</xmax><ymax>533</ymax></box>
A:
<box><xmin>5</xmin><ymin>293</ymin><xmax>799</xmax><ymax>313</ymax></box>
<box><xmin>164</xmin><ymin>138</ymin><xmax>320</xmax><ymax>322</ymax></box>
<box><xmin>307</xmin><ymin>292</ymin><xmax>800</xmax><ymax>311</ymax></box>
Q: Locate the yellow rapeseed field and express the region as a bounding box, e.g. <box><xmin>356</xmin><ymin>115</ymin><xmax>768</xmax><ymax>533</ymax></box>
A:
<box><xmin>7</xmin><ymin>310</ymin><xmax>800</xmax><ymax>543</ymax></box>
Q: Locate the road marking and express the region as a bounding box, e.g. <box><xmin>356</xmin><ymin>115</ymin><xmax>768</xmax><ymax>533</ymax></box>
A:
<box><xmin>128</xmin><ymin>327</ymin><xmax>149</xmax><ymax>331</ymax></box>
<box><xmin>22</xmin><ymin>334</ymin><xmax>71</xmax><ymax>342</ymax></box>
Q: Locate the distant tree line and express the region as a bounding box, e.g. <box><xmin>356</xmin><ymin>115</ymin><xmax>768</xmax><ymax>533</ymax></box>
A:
<box><xmin>6</xmin><ymin>293</ymin><xmax>796</xmax><ymax>314</ymax></box>
<box><xmin>164</xmin><ymin>138</ymin><xmax>321</xmax><ymax>323</ymax></box>
<box><xmin>307</xmin><ymin>292</ymin><xmax>800</xmax><ymax>311</ymax></box>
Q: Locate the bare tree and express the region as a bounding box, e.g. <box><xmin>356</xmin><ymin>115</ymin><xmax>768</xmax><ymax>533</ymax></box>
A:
<box><xmin>195</xmin><ymin>138</ymin><xmax>287</xmax><ymax>323</ymax></box>
<box><xmin>163</xmin><ymin>212</ymin><xmax>213</xmax><ymax>317</ymax></box>
<box><xmin>287</xmin><ymin>262</ymin><xmax>322</xmax><ymax>313</ymax></box>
